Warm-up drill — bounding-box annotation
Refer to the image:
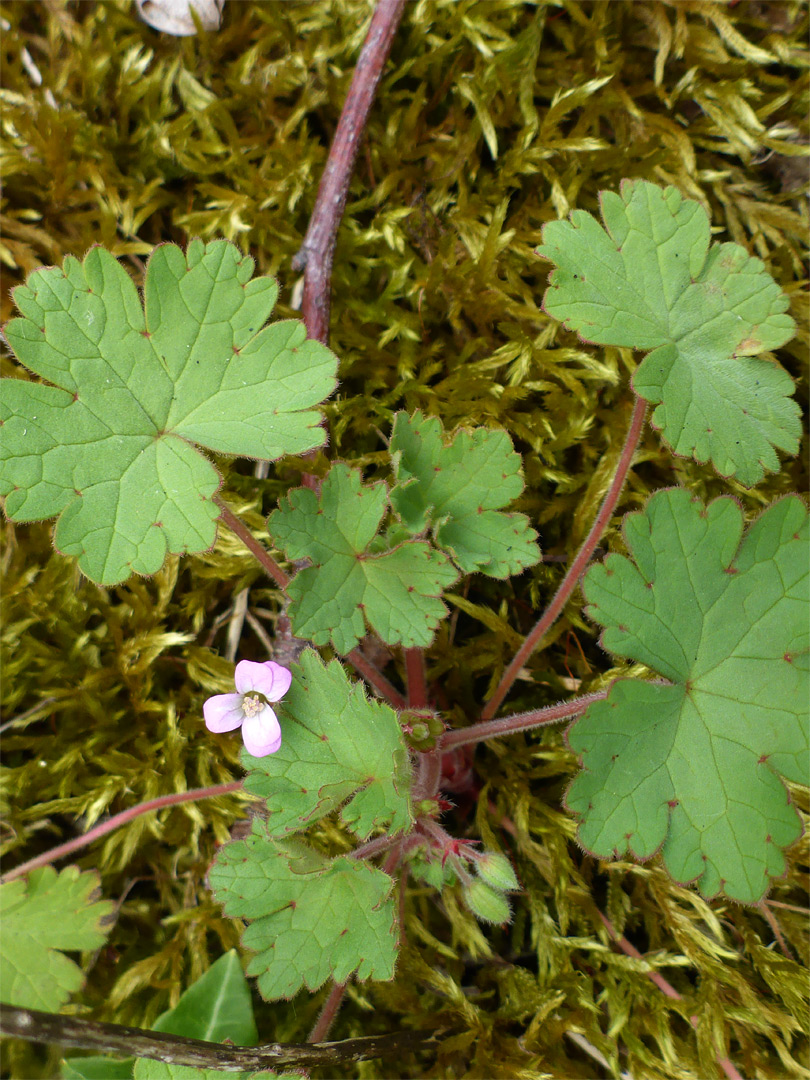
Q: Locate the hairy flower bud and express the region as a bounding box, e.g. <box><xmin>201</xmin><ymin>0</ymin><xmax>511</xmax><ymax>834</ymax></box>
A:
<box><xmin>475</xmin><ymin>852</ymin><xmax>520</xmax><ymax>893</ymax></box>
<box><xmin>463</xmin><ymin>879</ymin><xmax>512</xmax><ymax>925</ymax></box>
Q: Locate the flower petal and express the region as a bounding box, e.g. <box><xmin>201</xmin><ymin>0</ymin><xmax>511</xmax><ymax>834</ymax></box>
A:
<box><xmin>203</xmin><ymin>693</ymin><xmax>245</xmax><ymax>733</ymax></box>
<box><xmin>242</xmin><ymin>705</ymin><xmax>282</xmax><ymax>757</ymax></box>
<box><xmin>235</xmin><ymin>659</ymin><xmax>292</xmax><ymax>702</ymax></box>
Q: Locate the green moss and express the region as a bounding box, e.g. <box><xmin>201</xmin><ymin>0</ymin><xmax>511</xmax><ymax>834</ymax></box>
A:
<box><xmin>1</xmin><ymin>1</ymin><xmax>807</xmax><ymax>1077</ymax></box>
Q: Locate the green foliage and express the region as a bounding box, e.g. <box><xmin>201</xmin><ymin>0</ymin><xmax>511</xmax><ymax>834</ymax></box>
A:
<box><xmin>151</xmin><ymin>949</ymin><xmax>258</xmax><ymax>1045</ymax></box>
<box><xmin>0</xmin><ymin>867</ymin><xmax>113</xmax><ymax>1011</ymax></box>
<box><xmin>242</xmin><ymin>650</ymin><xmax>412</xmax><ymax>840</ymax></box>
<box><xmin>208</xmin><ymin>825</ymin><xmax>398</xmax><ymax>1001</ymax></box>
<box><xmin>2</xmin><ymin>2</ymin><xmax>807</xmax><ymax>1078</ymax></box>
<box><xmin>389</xmin><ymin>410</ymin><xmax>541</xmax><ymax>576</ymax></box>
<box><xmin>1</xmin><ymin>241</ymin><xmax>337</xmax><ymax>584</ymax></box>
<box><xmin>538</xmin><ymin>179</ymin><xmax>800</xmax><ymax>488</ymax></box>
<box><xmin>569</xmin><ymin>490</ymin><xmax>808</xmax><ymax>903</ymax></box>
<box><xmin>268</xmin><ymin>463</ymin><xmax>457</xmax><ymax>654</ymax></box>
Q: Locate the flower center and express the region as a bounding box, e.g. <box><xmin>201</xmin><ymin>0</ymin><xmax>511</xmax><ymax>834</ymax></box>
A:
<box><xmin>241</xmin><ymin>694</ymin><xmax>264</xmax><ymax>718</ymax></box>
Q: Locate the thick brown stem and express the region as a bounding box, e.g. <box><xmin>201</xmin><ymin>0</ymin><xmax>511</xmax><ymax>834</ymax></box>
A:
<box><xmin>0</xmin><ymin>1005</ymin><xmax>439</xmax><ymax>1072</ymax></box>
<box><xmin>293</xmin><ymin>0</ymin><xmax>407</xmax><ymax>343</ymax></box>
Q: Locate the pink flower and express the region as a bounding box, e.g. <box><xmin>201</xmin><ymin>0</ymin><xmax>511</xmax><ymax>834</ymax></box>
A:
<box><xmin>203</xmin><ymin>660</ymin><xmax>292</xmax><ymax>757</ymax></box>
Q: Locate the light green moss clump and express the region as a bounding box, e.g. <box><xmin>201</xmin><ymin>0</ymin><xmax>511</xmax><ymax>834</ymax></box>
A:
<box><xmin>1</xmin><ymin>2</ymin><xmax>807</xmax><ymax>1078</ymax></box>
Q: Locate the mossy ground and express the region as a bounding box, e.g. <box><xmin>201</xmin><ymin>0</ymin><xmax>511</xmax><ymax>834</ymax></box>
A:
<box><xmin>1</xmin><ymin>2</ymin><xmax>808</xmax><ymax>1077</ymax></box>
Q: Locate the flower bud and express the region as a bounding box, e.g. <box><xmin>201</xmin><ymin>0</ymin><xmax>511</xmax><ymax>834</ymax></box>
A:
<box><xmin>463</xmin><ymin>879</ymin><xmax>512</xmax><ymax>925</ymax></box>
<box><xmin>475</xmin><ymin>852</ymin><xmax>519</xmax><ymax>893</ymax></box>
<box><xmin>400</xmin><ymin>709</ymin><xmax>445</xmax><ymax>751</ymax></box>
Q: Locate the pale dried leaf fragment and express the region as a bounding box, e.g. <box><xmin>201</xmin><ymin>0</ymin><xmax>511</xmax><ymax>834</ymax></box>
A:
<box><xmin>136</xmin><ymin>0</ymin><xmax>225</xmax><ymax>36</ymax></box>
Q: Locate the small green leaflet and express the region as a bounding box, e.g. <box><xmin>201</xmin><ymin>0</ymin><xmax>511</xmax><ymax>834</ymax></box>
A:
<box><xmin>0</xmin><ymin>241</ymin><xmax>337</xmax><ymax>585</ymax></box>
<box><xmin>242</xmin><ymin>650</ymin><xmax>412</xmax><ymax>840</ymax></box>
<box><xmin>389</xmin><ymin>411</ymin><xmax>541</xmax><ymax>577</ymax></box>
<box><xmin>0</xmin><ymin>866</ymin><xmax>113</xmax><ymax>1011</ymax></box>
<box><xmin>208</xmin><ymin>824</ymin><xmax>398</xmax><ymax>1000</ymax></box>
<box><xmin>267</xmin><ymin>463</ymin><xmax>458</xmax><ymax>654</ymax></box>
<box><xmin>567</xmin><ymin>489</ymin><xmax>808</xmax><ymax>904</ymax></box>
<box><xmin>537</xmin><ymin>180</ymin><xmax>799</xmax><ymax>487</ymax></box>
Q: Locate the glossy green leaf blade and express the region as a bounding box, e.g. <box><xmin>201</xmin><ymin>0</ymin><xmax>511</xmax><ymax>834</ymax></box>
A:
<box><xmin>568</xmin><ymin>489</ymin><xmax>809</xmax><ymax>903</ymax></box>
<box><xmin>537</xmin><ymin>180</ymin><xmax>799</xmax><ymax>487</ymax></box>
<box><xmin>242</xmin><ymin>650</ymin><xmax>412</xmax><ymax>840</ymax></box>
<box><xmin>62</xmin><ymin>1058</ymin><xmax>134</xmax><ymax>1079</ymax></box>
<box><xmin>208</xmin><ymin>826</ymin><xmax>397</xmax><ymax>1001</ymax></box>
<box><xmin>152</xmin><ymin>950</ymin><xmax>258</xmax><ymax>1045</ymax></box>
<box><xmin>63</xmin><ymin>953</ymin><xmax>261</xmax><ymax>1080</ymax></box>
<box><xmin>1</xmin><ymin>241</ymin><xmax>337</xmax><ymax>584</ymax></box>
<box><xmin>134</xmin><ymin>1064</ymin><xmax>290</xmax><ymax>1080</ymax></box>
<box><xmin>267</xmin><ymin>463</ymin><xmax>457</xmax><ymax>654</ymax></box>
<box><xmin>389</xmin><ymin>411</ymin><xmax>541</xmax><ymax>577</ymax></box>
<box><xmin>0</xmin><ymin>867</ymin><xmax>113</xmax><ymax>1011</ymax></box>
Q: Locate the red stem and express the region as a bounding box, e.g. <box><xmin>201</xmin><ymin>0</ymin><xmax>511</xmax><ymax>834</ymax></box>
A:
<box><xmin>0</xmin><ymin>782</ymin><xmax>244</xmax><ymax>885</ymax></box>
<box><xmin>215</xmin><ymin>498</ymin><xmax>290</xmax><ymax>591</ymax></box>
<box><xmin>404</xmin><ymin>648</ymin><xmax>428</xmax><ymax>709</ymax></box>
<box><xmin>481</xmin><ymin>395</ymin><xmax>647</xmax><ymax>721</ymax></box>
<box><xmin>308</xmin><ymin>981</ymin><xmax>348</xmax><ymax>1044</ymax></box>
<box><xmin>597</xmin><ymin>910</ymin><xmax>744</xmax><ymax>1080</ymax></box>
<box><xmin>293</xmin><ymin>0</ymin><xmax>407</xmax><ymax>343</ymax></box>
<box><xmin>439</xmin><ymin>691</ymin><xmax>608</xmax><ymax>752</ymax></box>
<box><xmin>347</xmin><ymin>648</ymin><xmax>407</xmax><ymax>710</ymax></box>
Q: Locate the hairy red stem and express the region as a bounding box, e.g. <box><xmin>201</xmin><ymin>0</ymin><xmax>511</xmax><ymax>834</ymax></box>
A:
<box><xmin>216</xmin><ymin>498</ymin><xmax>290</xmax><ymax>591</ymax></box>
<box><xmin>481</xmin><ymin>395</ymin><xmax>647</xmax><ymax>721</ymax></box>
<box><xmin>597</xmin><ymin>910</ymin><xmax>744</xmax><ymax>1080</ymax></box>
<box><xmin>404</xmin><ymin>647</ymin><xmax>428</xmax><ymax>709</ymax></box>
<box><xmin>439</xmin><ymin>691</ymin><xmax>609</xmax><ymax>752</ymax></box>
<box><xmin>308</xmin><ymin>981</ymin><xmax>348</xmax><ymax>1044</ymax></box>
<box><xmin>0</xmin><ymin>782</ymin><xmax>244</xmax><ymax>885</ymax></box>
<box><xmin>347</xmin><ymin>648</ymin><xmax>407</xmax><ymax>709</ymax></box>
<box><xmin>293</xmin><ymin>0</ymin><xmax>407</xmax><ymax>343</ymax></box>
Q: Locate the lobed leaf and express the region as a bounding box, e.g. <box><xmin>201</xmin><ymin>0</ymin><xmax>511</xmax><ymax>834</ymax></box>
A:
<box><xmin>0</xmin><ymin>241</ymin><xmax>338</xmax><ymax>584</ymax></box>
<box><xmin>267</xmin><ymin>463</ymin><xmax>457</xmax><ymax>654</ymax></box>
<box><xmin>208</xmin><ymin>824</ymin><xmax>398</xmax><ymax>1000</ymax></box>
<box><xmin>568</xmin><ymin>489</ymin><xmax>808</xmax><ymax>904</ymax></box>
<box><xmin>389</xmin><ymin>410</ymin><xmax>541</xmax><ymax>577</ymax></box>
<box><xmin>0</xmin><ymin>866</ymin><xmax>113</xmax><ymax>1011</ymax></box>
<box><xmin>537</xmin><ymin>179</ymin><xmax>799</xmax><ymax>487</ymax></box>
<box><xmin>242</xmin><ymin>650</ymin><xmax>412</xmax><ymax>840</ymax></box>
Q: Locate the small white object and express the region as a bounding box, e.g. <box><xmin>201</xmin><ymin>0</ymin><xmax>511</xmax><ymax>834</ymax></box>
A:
<box><xmin>135</xmin><ymin>0</ymin><xmax>225</xmax><ymax>36</ymax></box>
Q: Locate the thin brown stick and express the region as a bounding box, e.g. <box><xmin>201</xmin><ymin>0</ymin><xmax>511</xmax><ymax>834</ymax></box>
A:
<box><xmin>481</xmin><ymin>395</ymin><xmax>647</xmax><ymax>721</ymax></box>
<box><xmin>0</xmin><ymin>783</ymin><xmax>244</xmax><ymax>885</ymax></box>
<box><xmin>0</xmin><ymin>1005</ymin><xmax>439</xmax><ymax>1072</ymax></box>
<box><xmin>292</xmin><ymin>0</ymin><xmax>407</xmax><ymax>343</ymax></box>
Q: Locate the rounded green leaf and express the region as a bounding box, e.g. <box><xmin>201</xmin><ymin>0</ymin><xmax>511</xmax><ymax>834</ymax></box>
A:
<box><xmin>208</xmin><ymin>826</ymin><xmax>398</xmax><ymax>1001</ymax></box>
<box><xmin>1</xmin><ymin>241</ymin><xmax>338</xmax><ymax>584</ymax></box>
<box><xmin>268</xmin><ymin>464</ymin><xmax>458</xmax><ymax>654</ymax></box>
<box><xmin>568</xmin><ymin>489</ymin><xmax>808</xmax><ymax>904</ymax></box>
<box><xmin>538</xmin><ymin>180</ymin><xmax>799</xmax><ymax>487</ymax></box>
